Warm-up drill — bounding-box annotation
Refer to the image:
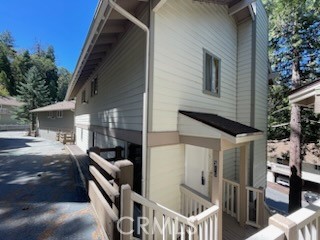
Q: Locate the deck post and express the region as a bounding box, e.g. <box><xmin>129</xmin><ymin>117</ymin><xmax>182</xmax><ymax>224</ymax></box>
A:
<box><xmin>239</xmin><ymin>144</ymin><xmax>249</xmax><ymax>227</ymax></box>
<box><xmin>121</xmin><ymin>184</ymin><xmax>133</xmax><ymax>240</ymax></box>
<box><xmin>211</xmin><ymin>150</ymin><xmax>223</xmax><ymax>240</ymax></box>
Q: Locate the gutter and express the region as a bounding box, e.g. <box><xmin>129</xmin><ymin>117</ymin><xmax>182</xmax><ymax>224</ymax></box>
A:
<box><xmin>109</xmin><ymin>0</ymin><xmax>150</xmax><ymax>198</ymax></box>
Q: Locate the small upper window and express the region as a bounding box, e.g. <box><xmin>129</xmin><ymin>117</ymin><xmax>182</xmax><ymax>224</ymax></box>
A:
<box><xmin>81</xmin><ymin>90</ymin><xmax>87</xmax><ymax>103</ymax></box>
<box><xmin>91</xmin><ymin>77</ymin><xmax>98</xmax><ymax>97</ymax></box>
<box><xmin>203</xmin><ymin>49</ymin><xmax>220</xmax><ymax>97</ymax></box>
<box><xmin>57</xmin><ymin>111</ymin><xmax>63</xmax><ymax>118</ymax></box>
<box><xmin>48</xmin><ymin>111</ymin><xmax>53</xmax><ymax>118</ymax></box>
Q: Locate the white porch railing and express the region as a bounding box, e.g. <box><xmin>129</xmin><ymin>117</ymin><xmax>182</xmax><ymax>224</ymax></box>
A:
<box><xmin>222</xmin><ymin>178</ymin><xmax>240</xmax><ymax>222</ymax></box>
<box><xmin>247</xmin><ymin>199</ymin><xmax>320</xmax><ymax>240</ymax></box>
<box><xmin>246</xmin><ymin>186</ymin><xmax>264</xmax><ymax>228</ymax></box>
<box><xmin>180</xmin><ymin>184</ymin><xmax>213</xmax><ymax>217</ymax></box>
<box><xmin>121</xmin><ymin>184</ymin><xmax>219</xmax><ymax>240</ymax></box>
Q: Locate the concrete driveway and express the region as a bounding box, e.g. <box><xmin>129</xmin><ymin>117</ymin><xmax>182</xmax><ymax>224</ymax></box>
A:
<box><xmin>0</xmin><ymin>131</ymin><xmax>103</xmax><ymax>240</ymax></box>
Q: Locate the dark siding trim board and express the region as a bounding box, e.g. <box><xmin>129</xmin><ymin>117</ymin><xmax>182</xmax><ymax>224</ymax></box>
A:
<box><xmin>76</xmin><ymin>124</ymin><xmax>142</xmax><ymax>145</ymax></box>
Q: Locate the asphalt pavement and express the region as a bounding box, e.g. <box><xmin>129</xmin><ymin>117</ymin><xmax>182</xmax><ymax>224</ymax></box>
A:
<box><xmin>0</xmin><ymin>131</ymin><xmax>103</xmax><ymax>240</ymax></box>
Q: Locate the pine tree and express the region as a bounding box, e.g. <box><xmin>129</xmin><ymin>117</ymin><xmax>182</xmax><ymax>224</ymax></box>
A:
<box><xmin>0</xmin><ymin>46</ymin><xmax>15</xmax><ymax>95</ymax></box>
<box><xmin>57</xmin><ymin>67</ymin><xmax>72</xmax><ymax>101</ymax></box>
<box><xmin>264</xmin><ymin>0</ymin><xmax>320</xmax><ymax>212</ymax></box>
<box><xmin>16</xmin><ymin>66</ymin><xmax>50</xmax><ymax>130</ymax></box>
<box><xmin>12</xmin><ymin>50</ymin><xmax>32</xmax><ymax>88</ymax></box>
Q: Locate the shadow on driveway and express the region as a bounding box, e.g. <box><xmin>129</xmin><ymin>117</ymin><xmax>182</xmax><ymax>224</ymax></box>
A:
<box><xmin>0</xmin><ymin>132</ymin><xmax>102</xmax><ymax>240</ymax></box>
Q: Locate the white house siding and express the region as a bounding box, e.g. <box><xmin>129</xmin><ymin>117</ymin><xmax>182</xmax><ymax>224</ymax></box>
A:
<box><xmin>37</xmin><ymin>111</ymin><xmax>74</xmax><ymax>141</ymax></box>
<box><xmin>150</xmin><ymin>0</ymin><xmax>238</xmax><ymax>195</ymax></box>
<box><xmin>151</xmin><ymin>0</ymin><xmax>238</xmax><ymax>132</ymax></box>
<box><xmin>76</xmin><ymin>127</ymin><xmax>92</xmax><ymax>153</ymax></box>
<box><xmin>253</xmin><ymin>0</ymin><xmax>268</xmax><ymax>188</ymax></box>
<box><xmin>74</xmin><ymin>21</ymin><xmax>146</xmax><ymax>152</ymax></box>
<box><xmin>148</xmin><ymin>144</ymin><xmax>185</xmax><ymax>212</ymax></box>
<box><xmin>236</xmin><ymin>20</ymin><xmax>253</xmax><ymax>126</ymax></box>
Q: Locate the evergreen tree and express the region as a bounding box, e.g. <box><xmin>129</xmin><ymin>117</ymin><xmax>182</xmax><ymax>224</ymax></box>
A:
<box><xmin>12</xmin><ymin>50</ymin><xmax>32</xmax><ymax>87</ymax></box>
<box><xmin>57</xmin><ymin>67</ymin><xmax>72</xmax><ymax>101</ymax></box>
<box><xmin>16</xmin><ymin>66</ymin><xmax>50</xmax><ymax>130</ymax></box>
<box><xmin>32</xmin><ymin>45</ymin><xmax>58</xmax><ymax>102</ymax></box>
<box><xmin>0</xmin><ymin>46</ymin><xmax>15</xmax><ymax>95</ymax></box>
<box><xmin>264</xmin><ymin>0</ymin><xmax>320</xmax><ymax>212</ymax></box>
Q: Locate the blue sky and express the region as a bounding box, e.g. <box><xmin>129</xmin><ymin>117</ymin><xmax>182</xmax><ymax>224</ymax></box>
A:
<box><xmin>0</xmin><ymin>0</ymin><xmax>98</xmax><ymax>72</ymax></box>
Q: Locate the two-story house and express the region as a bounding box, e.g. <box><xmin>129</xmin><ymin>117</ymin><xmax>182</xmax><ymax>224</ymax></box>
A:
<box><xmin>66</xmin><ymin>0</ymin><xmax>268</xmax><ymax>238</ymax></box>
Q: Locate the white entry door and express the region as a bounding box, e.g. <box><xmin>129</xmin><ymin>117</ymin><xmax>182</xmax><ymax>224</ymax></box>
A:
<box><xmin>185</xmin><ymin>144</ymin><xmax>211</xmax><ymax>197</ymax></box>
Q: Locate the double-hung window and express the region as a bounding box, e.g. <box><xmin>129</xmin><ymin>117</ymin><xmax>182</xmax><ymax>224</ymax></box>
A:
<box><xmin>91</xmin><ymin>77</ymin><xmax>98</xmax><ymax>97</ymax></box>
<box><xmin>203</xmin><ymin>49</ymin><xmax>221</xmax><ymax>97</ymax></box>
<box><xmin>81</xmin><ymin>90</ymin><xmax>87</xmax><ymax>103</ymax></box>
<box><xmin>57</xmin><ymin>111</ymin><xmax>63</xmax><ymax>118</ymax></box>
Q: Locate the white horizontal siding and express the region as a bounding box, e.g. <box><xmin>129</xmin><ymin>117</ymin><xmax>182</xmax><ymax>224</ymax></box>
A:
<box><xmin>236</xmin><ymin>19</ymin><xmax>252</xmax><ymax>126</ymax></box>
<box><xmin>253</xmin><ymin>0</ymin><xmax>268</xmax><ymax>188</ymax></box>
<box><xmin>76</xmin><ymin>127</ymin><xmax>92</xmax><ymax>153</ymax></box>
<box><xmin>75</xmin><ymin>22</ymin><xmax>146</xmax><ymax>132</ymax></box>
<box><xmin>151</xmin><ymin>0</ymin><xmax>238</xmax><ymax>132</ymax></box>
<box><xmin>148</xmin><ymin>144</ymin><xmax>185</xmax><ymax>212</ymax></box>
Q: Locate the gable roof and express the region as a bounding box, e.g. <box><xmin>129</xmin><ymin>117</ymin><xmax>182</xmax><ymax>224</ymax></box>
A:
<box><xmin>179</xmin><ymin>110</ymin><xmax>262</xmax><ymax>137</ymax></box>
<box><xmin>0</xmin><ymin>96</ymin><xmax>23</xmax><ymax>107</ymax></box>
<box><xmin>30</xmin><ymin>101</ymin><xmax>75</xmax><ymax>113</ymax></box>
<box><xmin>66</xmin><ymin>0</ymin><xmax>255</xmax><ymax>100</ymax></box>
<box><xmin>289</xmin><ymin>79</ymin><xmax>320</xmax><ymax>95</ymax></box>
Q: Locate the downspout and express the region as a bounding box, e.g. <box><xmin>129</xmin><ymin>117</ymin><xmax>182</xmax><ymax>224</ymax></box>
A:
<box><xmin>109</xmin><ymin>0</ymin><xmax>150</xmax><ymax>197</ymax></box>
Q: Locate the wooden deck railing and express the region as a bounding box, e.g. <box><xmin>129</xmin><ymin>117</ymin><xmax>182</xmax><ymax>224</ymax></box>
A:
<box><xmin>121</xmin><ymin>184</ymin><xmax>219</xmax><ymax>240</ymax></box>
<box><xmin>88</xmin><ymin>150</ymin><xmax>133</xmax><ymax>240</ymax></box>
<box><xmin>180</xmin><ymin>184</ymin><xmax>213</xmax><ymax>217</ymax></box>
<box><xmin>223</xmin><ymin>179</ymin><xmax>240</xmax><ymax>222</ymax></box>
<box><xmin>56</xmin><ymin>131</ymin><xmax>75</xmax><ymax>144</ymax></box>
<box><xmin>247</xmin><ymin>199</ymin><xmax>320</xmax><ymax>240</ymax></box>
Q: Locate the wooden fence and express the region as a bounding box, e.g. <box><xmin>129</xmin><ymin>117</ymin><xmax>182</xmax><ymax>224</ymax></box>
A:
<box><xmin>56</xmin><ymin>132</ymin><xmax>75</xmax><ymax>144</ymax></box>
<box><xmin>88</xmin><ymin>149</ymin><xmax>133</xmax><ymax>240</ymax></box>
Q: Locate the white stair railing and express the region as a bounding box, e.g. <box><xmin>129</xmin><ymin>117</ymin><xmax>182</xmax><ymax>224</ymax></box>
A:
<box><xmin>222</xmin><ymin>178</ymin><xmax>240</xmax><ymax>222</ymax></box>
<box><xmin>121</xmin><ymin>184</ymin><xmax>219</xmax><ymax>240</ymax></box>
<box><xmin>246</xmin><ymin>186</ymin><xmax>264</xmax><ymax>228</ymax></box>
<box><xmin>180</xmin><ymin>184</ymin><xmax>213</xmax><ymax>217</ymax></box>
<box><xmin>247</xmin><ymin>199</ymin><xmax>320</xmax><ymax>240</ymax></box>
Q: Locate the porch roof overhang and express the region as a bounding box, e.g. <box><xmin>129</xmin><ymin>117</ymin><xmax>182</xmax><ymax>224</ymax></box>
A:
<box><xmin>178</xmin><ymin>111</ymin><xmax>263</xmax><ymax>145</ymax></box>
<box><xmin>289</xmin><ymin>79</ymin><xmax>320</xmax><ymax>112</ymax></box>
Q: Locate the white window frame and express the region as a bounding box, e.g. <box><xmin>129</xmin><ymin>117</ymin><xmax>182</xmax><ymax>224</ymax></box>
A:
<box><xmin>57</xmin><ymin>110</ymin><xmax>63</xmax><ymax>118</ymax></box>
<box><xmin>48</xmin><ymin>111</ymin><xmax>53</xmax><ymax>118</ymax></box>
<box><xmin>81</xmin><ymin>89</ymin><xmax>87</xmax><ymax>104</ymax></box>
<box><xmin>91</xmin><ymin>77</ymin><xmax>98</xmax><ymax>97</ymax></box>
<box><xmin>203</xmin><ymin>49</ymin><xmax>221</xmax><ymax>97</ymax></box>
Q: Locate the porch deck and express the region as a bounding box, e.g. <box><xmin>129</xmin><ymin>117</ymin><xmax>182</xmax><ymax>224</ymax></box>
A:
<box><xmin>223</xmin><ymin>213</ymin><xmax>259</xmax><ymax>240</ymax></box>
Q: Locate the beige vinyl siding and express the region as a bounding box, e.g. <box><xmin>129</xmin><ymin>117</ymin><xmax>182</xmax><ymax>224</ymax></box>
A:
<box><xmin>37</xmin><ymin>111</ymin><xmax>74</xmax><ymax>131</ymax></box>
<box><xmin>0</xmin><ymin>105</ymin><xmax>21</xmax><ymax>125</ymax></box>
<box><xmin>151</xmin><ymin>0</ymin><xmax>238</xmax><ymax>132</ymax></box>
<box><xmin>236</xmin><ymin>19</ymin><xmax>253</xmax><ymax>126</ymax></box>
<box><xmin>76</xmin><ymin>127</ymin><xmax>92</xmax><ymax>153</ymax></box>
<box><xmin>148</xmin><ymin>144</ymin><xmax>185</xmax><ymax>212</ymax></box>
<box><xmin>253</xmin><ymin>0</ymin><xmax>268</xmax><ymax>188</ymax></box>
<box><xmin>74</xmin><ymin>22</ymin><xmax>146</xmax><ymax>137</ymax></box>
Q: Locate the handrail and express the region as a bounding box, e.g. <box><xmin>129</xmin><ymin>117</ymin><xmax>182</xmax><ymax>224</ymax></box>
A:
<box><xmin>246</xmin><ymin>186</ymin><xmax>264</xmax><ymax>228</ymax></box>
<box><xmin>223</xmin><ymin>178</ymin><xmax>240</xmax><ymax>222</ymax></box>
<box><xmin>180</xmin><ymin>184</ymin><xmax>213</xmax><ymax>217</ymax></box>
<box><xmin>122</xmin><ymin>184</ymin><xmax>219</xmax><ymax>240</ymax></box>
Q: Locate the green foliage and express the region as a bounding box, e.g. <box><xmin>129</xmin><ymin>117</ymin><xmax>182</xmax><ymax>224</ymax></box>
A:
<box><xmin>0</xmin><ymin>84</ymin><xmax>9</xmax><ymax>96</ymax></box>
<box><xmin>11</xmin><ymin>50</ymin><xmax>32</xmax><ymax>87</ymax></box>
<box><xmin>15</xmin><ymin>66</ymin><xmax>50</xmax><ymax>129</ymax></box>
<box><xmin>264</xmin><ymin>0</ymin><xmax>320</xmax><ymax>141</ymax></box>
<box><xmin>57</xmin><ymin>67</ymin><xmax>72</xmax><ymax>101</ymax></box>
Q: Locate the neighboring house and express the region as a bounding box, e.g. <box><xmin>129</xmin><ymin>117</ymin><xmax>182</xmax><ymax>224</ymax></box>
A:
<box><xmin>66</xmin><ymin>0</ymin><xmax>268</xmax><ymax>237</ymax></box>
<box><xmin>285</xmin><ymin>78</ymin><xmax>320</xmax><ymax>184</ymax></box>
<box><xmin>0</xmin><ymin>96</ymin><xmax>26</xmax><ymax>130</ymax></box>
<box><xmin>30</xmin><ymin>101</ymin><xmax>75</xmax><ymax>141</ymax></box>
<box><xmin>268</xmin><ymin>139</ymin><xmax>320</xmax><ymax>184</ymax></box>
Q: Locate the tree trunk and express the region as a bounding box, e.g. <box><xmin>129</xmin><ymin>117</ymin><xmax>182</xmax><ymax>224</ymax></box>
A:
<box><xmin>288</xmin><ymin>52</ymin><xmax>302</xmax><ymax>213</ymax></box>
